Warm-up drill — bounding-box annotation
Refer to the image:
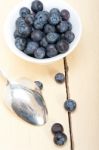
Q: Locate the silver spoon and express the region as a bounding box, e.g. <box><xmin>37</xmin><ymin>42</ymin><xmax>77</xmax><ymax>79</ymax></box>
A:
<box><xmin>0</xmin><ymin>70</ymin><xmax>48</xmax><ymax>126</ymax></box>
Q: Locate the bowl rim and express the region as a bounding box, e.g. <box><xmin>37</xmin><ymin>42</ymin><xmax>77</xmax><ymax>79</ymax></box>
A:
<box><xmin>4</xmin><ymin>0</ymin><xmax>82</xmax><ymax>64</ymax></box>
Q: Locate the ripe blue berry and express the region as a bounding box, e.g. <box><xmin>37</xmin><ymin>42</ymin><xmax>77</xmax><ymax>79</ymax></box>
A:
<box><xmin>54</xmin><ymin>132</ymin><xmax>67</xmax><ymax>146</ymax></box>
<box><xmin>55</xmin><ymin>73</ymin><xmax>65</xmax><ymax>83</ymax></box>
<box><xmin>15</xmin><ymin>37</ymin><xmax>26</xmax><ymax>51</ymax></box>
<box><xmin>46</xmin><ymin>44</ymin><xmax>58</xmax><ymax>58</ymax></box>
<box><xmin>20</xmin><ymin>7</ymin><xmax>30</xmax><ymax>18</ymax></box>
<box><xmin>67</xmin><ymin>22</ymin><xmax>72</xmax><ymax>31</ymax></box>
<box><xmin>49</xmin><ymin>13</ymin><xmax>61</xmax><ymax>25</ymax></box>
<box><xmin>16</xmin><ymin>17</ymin><xmax>26</xmax><ymax>27</ymax></box>
<box><xmin>50</xmin><ymin>8</ymin><xmax>60</xmax><ymax>15</ymax></box>
<box><xmin>56</xmin><ymin>40</ymin><xmax>69</xmax><ymax>53</ymax></box>
<box><xmin>51</xmin><ymin>123</ymin><xmax>64</xmax><ymax>134</ymax></box>
<box><xmin>31</xmin><ymin>30</ymin><xmax>44</xmax><ymax>42</ymax></box>
<box><xmin>31</xmin><ymin>0</ymin><xmax>43</xmax><ymax>13</ymax></box>
<box><xmin>14</xmin><ymin>29</ymin><xmax>24</xmax><ymax>38</ymax></box>
<box><xmin>24</xmin><ymin>41</ymin><xmax>39</xmax><ymax>55</ymax></box>
<box><xmin>46</xmin><ymin>32</ymin><xmax>59</xmax><ymax>44</ymax></box>
<box><xmin>34</xmin><ymin>47</ymin><xmax>45</xmax><ymax>59</ymax></box>
<box><xmin>61</xmin><ymin>9</ymin><xmax>70</xmax><ymax>21</ymax></box>
<box><xmin>57</xmin><ymin>21</ymin><xmax>68</xmax><ymax>33</ymax></box>
<box><xmin>65</xmin><ymin>31</ymin><xmax>75</xmax><ymax>43</ymax></box>
<box><xmin>44</xmin><ymin>24</ymin><xmax>56</xmax><ymax>34</ymax></box>
<box><xmin>25</xmin><ymin>14</ymin><xmax>34</xmax><ymax>25</ymax></box>
<box><xmin>64</xmin><ymin>99</ymin><xmax>76</xmax><ymax>112</ymax></box>
<box><xmin>18</xmin><ymin>24</ymin><xmax>31</xmax><ymax>37</ymax></box>
<box><xmin>40</xmin><ymin>37</ymin><xmax>48</xmax><ymax>48</ymax></box>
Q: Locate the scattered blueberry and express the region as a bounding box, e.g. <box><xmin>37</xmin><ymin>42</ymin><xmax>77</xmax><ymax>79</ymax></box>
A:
<box><xmin>44</xmin><ymin>24</ymin><xmax>56</xmax><ymax>34</ymax></box>
<box><xmin>61</xmin><ymin>9</ymin><xmax>70</xmax><ymax>21</ymax></box>
<box><xmin>34</xmin><ymin>47</ymin><xmax>45</xmax><ymax>59</ymax></box>
<box><xmin>31</xmin><ymin>30</ymin><xmax>44</xmax><ymax>42</ymax></box>
<box><xmin>40</xmin><ymin>37</ymin><xmax>48</xmax><ymax>48</ymax></box>
<box><xmin>65</xmin><ymin>31</ymin><xmax>75</xmax><ymax>43</ymax></box>
<box><xmin>56</xmin><ymin>40</ymin><xmax>69</xmax><ymax>53</ymax></box>
<box><xmin>34</xmin><ymin>81</ymin><xmax>43</xmax><ymax>90</ymax></box>
<box><xmin>57</xmin><ymin>21</ymin><xmax>68</xmax><ymax>33</ymax></box>
<box><xmin>24</xmin><ymin>41</ymin><xmax>39</xmax><ymax>55</ymax></box>
<box><xmin>54</xmin><ymin>132</ymin><xmax>67</xmax><ymax>146</ymax></box>
<box><xmin>49</xmin><ymin>13</ymin><xmax>61</xmax><ymax>25</ymax></box>
<box><xmin>64</xmin><ymin>99</ymin><xmax>76</xmax><ymax>112</ymax></box>
<box><xmin>31</xmin><ymin>0</ymin><xmax>43</xmax><ymax>13</ymax></box>
<box><xmin>46</xmin><ymin>44</ymin><xmax>58</xmax><ymax>58</ymax></box>
<box><xmin>20</xmin><ymin>7</ymin><xmax>30</xmax><ymax>18</ymax></box>
<box><xmin>15</xmin><ymin>37</ymin><xmax>26</xmax><ymax>51</ymax></box>
<box><xmin>25</xmin><ymin>14</ymin><xmax>34</xmax><ymax>25</ymax></box>
<box><xmin>46</xmin><ymin>32</ymin><xmax>59</xmax><ymax>44</ymax></box>
<box><xmin>55</xmin><ymin>73</ymin><xmax>65</xmax><ymax>83</ymax></box>
<box><xmin>51</xmin><ymin>123</ymin><xmax>64</xmax><ymax>134</ymax></box>
<box><xmin>50</xmin><ymin>8</ymin><xmax>60</xmax><ymax>15</ymax></box>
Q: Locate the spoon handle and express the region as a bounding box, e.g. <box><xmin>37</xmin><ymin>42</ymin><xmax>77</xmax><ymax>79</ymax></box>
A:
<box><xmin>0</xmin><ymin>69</ymin><xmax>10</xmax><ymax>84</ymax></box>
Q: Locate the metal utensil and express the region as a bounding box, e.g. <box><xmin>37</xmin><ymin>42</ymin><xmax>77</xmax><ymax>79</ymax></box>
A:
<box><xmin>0</xmin><ymin>70</ymin><xmax>48</xmax><ymax>126</ymax></box>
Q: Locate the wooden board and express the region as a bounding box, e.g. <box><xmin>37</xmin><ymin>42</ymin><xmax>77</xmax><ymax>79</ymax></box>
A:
<box><xmin>0</xmin><ymin>0</ymin><xmax>99</xmax><ymax>150</ymax></box>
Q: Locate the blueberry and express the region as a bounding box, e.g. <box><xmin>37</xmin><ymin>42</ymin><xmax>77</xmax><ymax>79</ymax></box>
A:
<box><xmin>18</xmin><ymin>24</ymin><xmax>31</xmax><ymax>37</ymax></box>
<box><xmin>34</xmin><ymin>11</ymin><xmax>48</xmax><ymax>29</ymax></box>
<box><xmin>49</xmin><ymin>13</ymin><xmax>61</xmax><ymax>25</ymax></box>
<box><xmin>51</xmin><ymin>123</ymin><xmax>64</xmax><ymax>134</ymax></box>
<box><xmin>14</xmin><ymin>29</ymin><xmax>24</xmax><ymax>38</ymax></box>
<box><xmin>50</xmin><ymin>8</ymin><xmax>60</xmax><ymax>15</ymax></box>
<box><xmin>20</xmin><ymin>7</ymin><xmax>30</xmax><ymax>18</ymax></box>
<box><xmin>54</xmin><ymin>132</ymin><xmax>67</xmax><ymax>146</ymax></box>
<box><xmin>24</xmin><ymin>41</ymin><xmax>39</xmax><ymax>55</ymax></box>
<box><xmin>34</xmin><ymin>47</ymin><xmax>45</xmax><ymax>59</ymax></box>
<box><xmin>61</xmin><ymin>9</ymin><xmax>70</xmax><ymax>21</ymax></box>
<box><xmin>46</xmin><ymin>44</ymin><xmax>58</xmax><ymax>58</ymax></box>
<box><xmin>46</xmin><ymin>32</ymin><xmax>59</xmax><ymax>44</ymax></box>
<box><xmin>57</xmin><ymin>21</ymin><xmax>68</xmax><ymax>33</ymax></box>
<box><xmin>55</xmin><ymin>73</ymin><xmax>65</xmax><ymax>83</ymax></box>
<box><xmin>31</xmin><ymin>30</ymin><xmax>44</xmax><ymax>42</ymax></box>
<box><xmin>16</xmin><ymin>17</ymin><xmax>26</xmax><ymax>27</ymax></box>
<box><xmin>31</xmin><ymin>0</ymin><xmax>43</xmax><ymax>13</ymax></box>
<box><xmin>44</xmin><ymin>24</ymin><xmax>56</xmax><ymax>34</ymax></box>
<box><xmin>65</xmin><ymin>31</ymin><xmax>75</xmax><ymax>43</ymax></box>
<box><xmin>64</xmin><ymin>99</ymin><xmax>76</xmax><ymax>112</ymax></box>
<box><xmin>25</xmin><ymin>14</ymin><xmax>34</xmax><ymax>25</ymax></box>
<box><xmin>34</xmin><ymin>81</ymin><xmax>43</xmax><ymax>90</ymax></box>
<box><xmin>67</xmin><ymin>22</ymin><xmax>72</xmax><ymax>31</ymax></box>
<box><xmin>61</xmin><ymin>33</ymin><xmax>65</xmax><ymax>40</ymax></box>
<box><xmin>56</xmin><ymin>40</ymin><xmax>69</xmax><ymax>53</ymax></box>
<box><xmin>40</xmin><ymin>37</ymin><xmax>48</xmax><ymax>48</ymax></box>
<box><xmin>15</xmin><ymin>37</ymin><xmax>26</xmax><ymax>51</ymax></box>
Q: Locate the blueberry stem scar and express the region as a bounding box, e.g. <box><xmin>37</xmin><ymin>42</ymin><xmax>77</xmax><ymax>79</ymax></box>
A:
<box><xmin>63</xmin><ymin>58</ymin><xmax>74</xmax><ymax>150</ymax></box>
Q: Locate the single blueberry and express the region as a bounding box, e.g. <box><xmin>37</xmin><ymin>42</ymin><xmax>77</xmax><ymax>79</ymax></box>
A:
<box><xmin>64</xmin><ymin>99</ymin><xmax>76</xmax><ymax>112</ymax></box>
<box><xmin>16</xmin><ymin>17</ymin><xmax>26</xmax><ymax>27</ymax></box>
<box><xmin>34</xmin><ymin>19</ymin><xmax>44</xmax><ymax>30</ymax></box>
<box><xmin>57</xmin><ymin>21</ymin><xmax>68</xmax><ymax>33</ymax></box>
<box><xmin>49</xmin><ymin>13</ymin><xmax>61</xmax><ymax>25</ymax></box>
<box><xmin>64</xmin><ymin>31</ymin><xmax>75</xmax><ymax>43</ymax></box>
<box><xmin>14</xmin><ymin>29</ymin><xmax>24</xmax><ymax>38</ymax></box>
<box><xmin>20</xmin><ymin>7</ymin><xmax>30</xmax><ymax>18</ymax></box>
<box><xmin>31</xmin><ymin>30</ymin><xmax>44</xmax><ymax>42</ymax></box>
<box><xmin>67</xmin><ymin>22</ymin><xmax>72</xmax><ymax>31</ymax></box>
<box><xmin>46</xmin><ymin>32</ymin><xmax>59</xmax><ymax>44</ymax></box>
<box><xmin>54</xmin><ymin>132</ymin><xmax>67</xmax><ymax>146</ymax></box>
<box><xmin>31</xmin><ymin>0</ymin><xmax>43</xmax><ymax>13</ymax></box>
<box><xmin>56</xmin><ymin>40</ymin><xmax>69</xmax><ymax>53</ymax></box>
<box><xmin>24</xmin><ymin>41</ymin><xmax>39</xmax><ymax>55</ymax></box>
<box><xmin>46</xmin><ymin>44</ymin><xmax>58</xmax><ymax>58</ymax></box>
<box><xmin>15</xmin><ymin>37</ymin><xmax>26</xmax><ymax>51</ymax></box>
<box><xmin>55</xmin><ymin>73</ymin><xmax>65</xmax><ymax>83</ymax></box>
<box><xmin>18</xmin><ymin>24</ymin><xmax>31</xmax><ymax>37</ymax></box>
<box><xmin>61</xmin><ymin>9</ymin><xmax>70</xmax><ymax>21</ymax></box>
<box><xmin>34</xmin><ymin>47</ymin><xmax>45</xmax><ymax>59</ymax></box>
<box><xmin>44</xmin><ymin>24</ymin><xmax>56</xmax><ymax>34</ymax></box>
<box><xmin>34</xmin><ymin>81</ymin><xmax>43</xmax><ymax>90</ymax></box>
<box><xmin>40</xmin><ymin>37</ymin><xmax>48</xmax><ymax>48</ymax></box>
<box><xmin>51</xmin><ymin>123</ymin><xmax>64</xmax><ymax>134</ymax></box>
<box><xmin>25</xmin><ymin>14</ymin><xmax>34</xmax><ymax>25</ymax></box>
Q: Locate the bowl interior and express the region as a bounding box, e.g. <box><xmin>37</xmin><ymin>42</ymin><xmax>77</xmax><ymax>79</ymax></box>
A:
<box><xmin>4</xmin><ymin>0</ymin><xmax>82</xmax><ymax>64</ymax></box>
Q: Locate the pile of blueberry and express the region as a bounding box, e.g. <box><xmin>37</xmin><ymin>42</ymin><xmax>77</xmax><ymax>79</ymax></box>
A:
<box><xmin>14</xmin><ymin>0</ymin><xmax>75</xmax><ymax>59</ymax></box>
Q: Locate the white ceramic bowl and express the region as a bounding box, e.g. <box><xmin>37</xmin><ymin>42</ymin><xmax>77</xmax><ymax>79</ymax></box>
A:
<box><xmin>4</xmin><ymin>0</ymin><xmax>82</xmax><ymax>64</ymax></box>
